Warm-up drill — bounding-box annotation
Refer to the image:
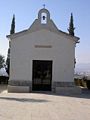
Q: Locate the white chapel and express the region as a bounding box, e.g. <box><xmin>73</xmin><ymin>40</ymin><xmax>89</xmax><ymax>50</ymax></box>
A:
<box><xmin>7</xmin><ymin>8</ymin><xmax>81</xmax><ymax>93</ymax></box>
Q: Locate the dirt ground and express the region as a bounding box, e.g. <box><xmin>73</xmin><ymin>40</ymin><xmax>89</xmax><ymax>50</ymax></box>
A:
<box><xmin>0</xmin><ymin>85</ymin><xmax>90</xmax><ymax>120</ymax></box>
<box><xmin>0</xmin><ymin>85</ymin><xmax>7</xmax><ymax>93</ymax></box>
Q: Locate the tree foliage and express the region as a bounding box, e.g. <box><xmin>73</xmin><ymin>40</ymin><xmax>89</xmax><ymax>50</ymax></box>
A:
<box><xmin>10</xmin><ymin>14</ymin><xmax>15</xmax><ymax>34</ymax></box>
<box><xmin>68</xmin><ymin>13</ymin><xmax>75</xmax><ymax>36</ymax></box>
<box><xmin>0</xmin><ymin>55</ymin><xmax>5</xmax><ymax>69</ymax></box>
<box><xmin>6</xmin><ymin>15</ymin><xmax>15</xmax><ymax>75</ymax></box>
<box><xmin>6</xmin><ymin>48</ymin><xmax>10</xmax><ymax>75</ymax></box>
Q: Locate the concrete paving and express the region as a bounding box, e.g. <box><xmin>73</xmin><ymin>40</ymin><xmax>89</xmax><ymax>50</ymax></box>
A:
<box><xmin>0</xmin><ymin>85</ymin><xmax>90</xmax><ymax>120</ymax></box>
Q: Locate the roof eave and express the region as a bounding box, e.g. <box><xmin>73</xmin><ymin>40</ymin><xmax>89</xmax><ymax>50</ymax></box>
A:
<box><xmin>6</xmin><ymin>29</ymin><xmax>28</xmax><ymax>39</ymax></box>
<box><xmin>59</xmin><ymin>30</ymin><xmax>80</xmax><ymax>43</ymax></box>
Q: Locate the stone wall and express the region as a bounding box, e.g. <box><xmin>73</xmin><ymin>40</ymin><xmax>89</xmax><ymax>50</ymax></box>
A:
<box><xmin>8</xmin><ymin>80</ymin><xmax>32</xmax><ymax>92</ymax></box>
<box><xmin>8</xmin><ymin>80</ymin><xmax>81</xmax><ymax>94</ymax></box>
<box><xmin>52</xmin><ymin>81</ymin><xmax>81</xmax><ymax>94</ymax></box>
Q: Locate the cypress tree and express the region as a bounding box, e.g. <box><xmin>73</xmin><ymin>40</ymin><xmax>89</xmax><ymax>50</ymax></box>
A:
<box><xmin>10</xmin><ymin>14</ymin><xmax>15</xmax><ymax>34</ymax></box>
<box><xmin>68</xmin><ymin>13</ymin><xmax>76</xmax><ymax>68</ymax></box>
<box><xmin>68</xmin><ymin>13</ymin><xmax>75</xmax><ymax>36</ymax></box>
<box><xmin>6</xmin><ymin>48</ymin><xmax>10</xmax><ymax>75</ymax></box>
<box><xmin>0</xmin><ymin>55</ymin><xmax>5</xmax><ymax>69</ymax></box>
<box><xmin>6</xmin><ymin>15</ymin><xmax>15</xmax><ymax>76</ymax></box>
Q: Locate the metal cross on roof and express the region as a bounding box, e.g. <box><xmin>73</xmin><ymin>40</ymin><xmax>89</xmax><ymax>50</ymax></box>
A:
<box><xmin>43</xmin><ymin>4</ymin><xmax>46</xmax><ymax>8</ymax></box>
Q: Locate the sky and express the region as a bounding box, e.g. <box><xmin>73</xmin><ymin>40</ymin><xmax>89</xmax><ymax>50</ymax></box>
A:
<box><xmin>0</xmin><ymin>0</ymin><xmax>90</xmax><ymax>65</ymax></box>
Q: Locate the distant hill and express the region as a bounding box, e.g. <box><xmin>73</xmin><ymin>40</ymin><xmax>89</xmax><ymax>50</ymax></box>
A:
<box><xmin>75</xmin><ymin>63</ymin><xmax>90</xmax><ymax>75</ymax></box>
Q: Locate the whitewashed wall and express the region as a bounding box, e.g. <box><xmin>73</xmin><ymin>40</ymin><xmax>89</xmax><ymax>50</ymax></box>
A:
<box><xmin>10</xmin><ymin>29</ymin><xmax>75</xmax><ymax>83</ymax></box>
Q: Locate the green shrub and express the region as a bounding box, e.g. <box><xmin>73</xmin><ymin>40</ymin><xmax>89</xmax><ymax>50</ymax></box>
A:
<box><xmin>0</xmin><ymin>76</ymin><xmax>9</xmax><ymax>84</ymax></box>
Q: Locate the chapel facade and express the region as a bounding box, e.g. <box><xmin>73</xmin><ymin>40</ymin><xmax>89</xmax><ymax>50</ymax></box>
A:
<box><xmin>7</xmin><ymin>8</ymin><xmax>81</xmax><ymax>93</ymax></box>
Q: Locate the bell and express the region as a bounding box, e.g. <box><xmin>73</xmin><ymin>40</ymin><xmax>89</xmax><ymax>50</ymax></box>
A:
<box><xmin>43</xmin><ymin>16</ymin><xmax>45</xmax><ymax>20</ymax></box>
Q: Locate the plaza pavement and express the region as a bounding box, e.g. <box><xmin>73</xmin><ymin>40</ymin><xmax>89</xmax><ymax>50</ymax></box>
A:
<box><xmin>0</xmin><ymin>85</ymin><xmax>90</xmax><ymax>120</ymax></box>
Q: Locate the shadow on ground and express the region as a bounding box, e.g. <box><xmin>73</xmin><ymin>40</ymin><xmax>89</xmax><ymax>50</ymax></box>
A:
<box><xmin>36</xmin><ymin>88</ymin><xmax>90</xmax><ymax>99</ymax></box>
<box><xmin>0</xmin><ymin>97</ymin><xmax>49</xmax><ymax>103</ymax></box>
<box><xmin>0</xmin><ymin>85</ymin><xmax>90</xmax><ymax>100</ymax></box>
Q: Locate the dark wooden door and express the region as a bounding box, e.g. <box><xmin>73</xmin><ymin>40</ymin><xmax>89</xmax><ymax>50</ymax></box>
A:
<box><xmin>32</xmin><ymin>60</ymin><xmax>52</xmax><ymax>91</ymax></box>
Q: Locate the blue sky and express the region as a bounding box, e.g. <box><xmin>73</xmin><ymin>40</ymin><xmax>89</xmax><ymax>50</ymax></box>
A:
<box><xmin>0</xmin><ymin>0</ymin><xmax>90</xmax><ymax>64</ymax></box>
